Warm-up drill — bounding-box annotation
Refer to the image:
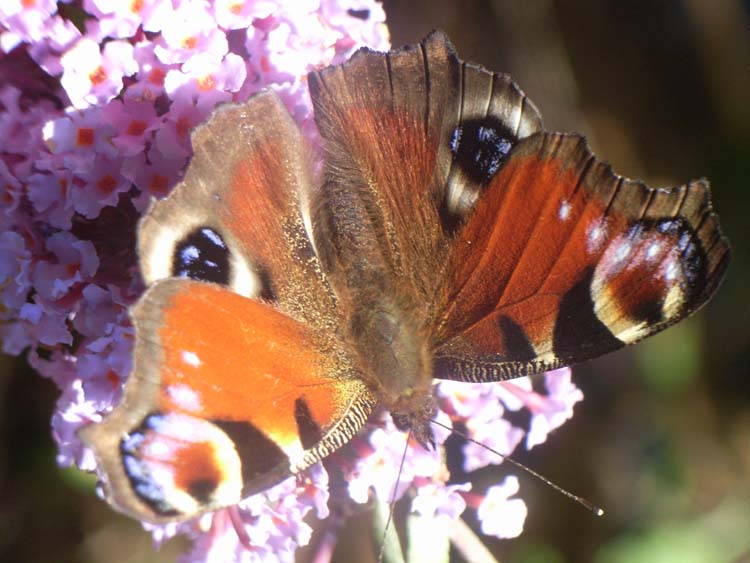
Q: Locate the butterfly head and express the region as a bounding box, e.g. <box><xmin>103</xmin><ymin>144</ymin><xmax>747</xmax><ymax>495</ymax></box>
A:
<box><xmin>391</xmin><ymin>393</ymin><xmax>438</xmax><ymax>450</ymax></box>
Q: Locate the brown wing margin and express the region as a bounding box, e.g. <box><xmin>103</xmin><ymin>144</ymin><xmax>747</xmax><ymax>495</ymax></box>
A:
<box><xmin>433</xmin><ymin>132</ymin><xmax>729</xmax><ymax>382</ymax></box>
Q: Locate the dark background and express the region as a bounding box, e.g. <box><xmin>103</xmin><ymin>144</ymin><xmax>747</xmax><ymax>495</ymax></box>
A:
<box><xmin>1</xmin><ymin>1</ymin><xmax>748</xmax><ymax>562</ymax></box>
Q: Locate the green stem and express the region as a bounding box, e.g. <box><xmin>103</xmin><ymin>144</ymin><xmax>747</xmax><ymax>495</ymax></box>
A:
<box><xmin>450</xmin><ymin>518</ymin><xmax>501</xmax><ymax>563</ymax></box>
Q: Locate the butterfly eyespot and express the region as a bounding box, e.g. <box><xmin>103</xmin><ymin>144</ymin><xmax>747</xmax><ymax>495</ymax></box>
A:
<box><xmin>450</xmin><ymin>118</ymin><xmax>515</xmax><ymax>185</ymax></box>
<box><xmin>587</xmin><ymin>218</ymin><xmax>709</xmax><ymax>343</ymax></box>
<box><xmin>173</xmin><ymin>226</ymin><xmax>230</xmax><ymax>284</ymax></box>
<box><xmin>119</xmin><ymin>412</ymin><xmax>243</xmax><ymax>517</ymax></box>
<box><xmin>347</xmin><ymin>8</ymin><xmax>370</xmax><ymax>20</ymax></box>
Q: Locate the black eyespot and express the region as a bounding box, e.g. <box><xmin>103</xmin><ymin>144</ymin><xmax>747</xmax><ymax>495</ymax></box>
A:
<box><xmin>450</xmin><ymin>117</ymin><xmax>515</xmax><ymax>185</ymax></box>
<box><xmin>120</xmin><ymin>413</ymin><xmax>179</xmax><ymax>517</ymax></box>
<box><xmin>173</xmin><ymin>227</ymin><xmax>230</xmax><ymax>284</ymax></box>
<box><xmin>654</xmin><ymin>218</ymin><xmax>705</xmax><ymax>291</ymax></box>
<box><xmin>347</xmin><ymin>8</ymin><xmax>370</xmax><ymax>19</ymax></box>
<box><xmin>186</xmin><ymin>479</ymin><xmax>216</xmax><ymax>504</ymax></box>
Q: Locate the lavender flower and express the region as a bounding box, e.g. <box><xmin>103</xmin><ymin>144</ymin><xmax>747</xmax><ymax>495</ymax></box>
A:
<box><xmin>1</xmin><ymin>2</ymin><xmax>584</xmax><ymax>561</ymax></box>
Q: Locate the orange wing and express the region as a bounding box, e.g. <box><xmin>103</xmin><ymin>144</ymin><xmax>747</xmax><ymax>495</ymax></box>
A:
<box><xmin>433</xmin><ymin>133</ymin><xmax>729</xmax><ymax>381</ymax></box>
<box><xmin>80</xmin><ymin>279</ymin><xmax>373</xmax><ymax>523</ymax></box>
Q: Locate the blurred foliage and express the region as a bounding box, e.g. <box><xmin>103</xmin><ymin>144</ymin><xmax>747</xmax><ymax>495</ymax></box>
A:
<box><xmin>1</xmin><ymin>1</ymin><xmax>748</xmax><ymax>562</ymax></box>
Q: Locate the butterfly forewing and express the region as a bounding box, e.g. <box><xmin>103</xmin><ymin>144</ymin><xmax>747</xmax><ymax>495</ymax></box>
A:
<box><xmin>309</xmin><ymin>31</ymin><xmax>542</xmax><ymax>300</ymax></box>
<box><xmin>138</xmin><ymin>90</ymin><xmax>337</xmax><ymax>333</ymax></box>
<box><xmin>434</xmin><ymin>133</ymin><xmax>729</xmax><ymax>381</ymax></box>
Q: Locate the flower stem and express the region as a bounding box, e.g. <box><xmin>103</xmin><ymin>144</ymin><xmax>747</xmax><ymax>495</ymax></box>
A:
<box><xmin>373</xmin><ymin>499</ymin><xmax>405</xmax><ymax>563</ymax></box>
<box><xmin>449</xmin><ymin>518</ymin><xmax>501</xmax><ymax>563</ymax></box>
<box><xmin>406</xmin><ymin>511</ymin><xmax>450</xmax><ymax>563</ymax></box>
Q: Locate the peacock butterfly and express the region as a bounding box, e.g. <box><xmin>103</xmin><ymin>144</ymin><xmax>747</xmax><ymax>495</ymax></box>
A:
<box><xmin>79</xmin><ymin>31</ymin><xmax>729</xmax><ymax>523</ymax></box>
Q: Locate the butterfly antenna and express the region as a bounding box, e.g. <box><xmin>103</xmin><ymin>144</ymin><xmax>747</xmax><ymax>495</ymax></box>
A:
<box><xmin>430</xmin><ymin>418</ymin><xmax>604</xmax><ymax>516</ymax></box>
<box><xmin>376</xmin><ymin>427</ymin><xmax>412</xmax><ymax>563</ymax></box>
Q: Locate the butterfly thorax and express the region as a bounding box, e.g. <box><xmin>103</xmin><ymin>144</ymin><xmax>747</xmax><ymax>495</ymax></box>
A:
<box><xmin>347</xmin><ymin>297</ymin><xmax>436</xmax><ymax>448</ymax></box>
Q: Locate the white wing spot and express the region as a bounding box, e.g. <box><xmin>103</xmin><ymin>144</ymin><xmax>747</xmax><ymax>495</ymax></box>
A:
<box><xmin>586</xmin><ymin>221</ymin><xmax>607</xmax><ymax>253</ymax></box>
<box><xmin>558</xmin><ymin>199</ymin><xmax>571</xmax><ymax>221</ymax></box>
<box><xmin>167</xmin><ymin>383</ymin><xmax>202</xmax><ymax>412</ymax></box>
<box><xmin>646</xmin><ymin>241</ymin><xmax>661</xmax><ymax>260</ymax></box>
<box><xmin>664</xmin><ymin>260</ymin><xmax>679</xmax><ymax>282</ymax></box>
<box><xmin>181</xmin><ymin>350</ymin><xmax>202</xmax><ymax>366</ymax></box>
<box><xmin>614</xmin><ymin>239</ymin><xmax>632</xmax><ymax>263</ymax></box>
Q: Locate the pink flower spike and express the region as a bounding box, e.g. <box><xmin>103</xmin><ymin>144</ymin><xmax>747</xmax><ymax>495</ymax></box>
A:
<box><xmin>26</xmin><ymin>168</ymin><xmax>75</xmax><ymax>229</ymax></box>
<box><xmin>52</xmin><ymin>378</ymin><xmax>102</xmax><ymax>469</ymax></box>
<box><xmin>462</xmin><ymin>414</ymin><xmax>524</xmax><ymax>473</ymax></box>
<box><xmin>22</xmin><ymin>16</ymin><xmax>81</xmax><ymax>75</ymax></box>
<box><xmin>346</xmin><ymin>416</ymin><xmax>413</xmax><ymax>504</ymax></box>
<box><xmin>102</xmin><ymin>99</ymin><xmax>160</xmax><ymax>157</ymax></box>
<box><xmin>264</xmin><ymin>17</ymin><xmax>338</xmax><ymax>79</ymax></box>
<box><xmin>31</xmin><ymin>231</ymin><xmax>99</xmax><ymax>301</ymax></box>
<box><xmin>43</xmin><ymin>108</ymin><xmax>117</xmax><ymax>160</ymax></box>
<box><xmin>153</xmin><ymin>98</ymin><xmax>209</xmax><ymax>161</ymax></box>
<box><xmin>213</xmin><ymin>0</ymin><xmax>278</xmax><ymax>30</ymax></box>
<box><xmin>477</xmin><ymin>476</ymin><xmax>528</xmax><ymax>539</ymax></box>
<box><xmin>154</xmin><ymin>2</ymin><xmax>228</xmax><ymax>65</ymax></box>
<box><xmin>164</xmin><ymin>52</ymin><xmax>247</xmax><ymax>108</ymax></box>
<box><xmin>320</xmin><ymin>0</ymin><xmax>389</xmax><ymax>56</ymax></box>
<box><xmin>0</xmin><ymin>0</ymin><xmax>58</xmax><ymax>45</ymax></box>
<box><xmin>0</xmin><ymin>159</ymin><xmax>23</xmax><ymax>219</ymax></box>
<box><xmin>70</xmin><ymin>155</ymin><xmax>130</xmax><ymax>219</ymax></box>
<box><xmin>292</xmin><ymin>462</ymin><xmax>330</xmax><ymax>520</ymax></box>
<box><xmin>83</xmin><ymin>0</ymin><xmax>172</xmax><ymax>39</ymax></box>
<box><xmin>0</xmin><ymin>230</ymin><xmax>32</xmax><ymax>312</ymax></box>
<box><xmin>412</xmin><ymin>482</ymin><xmax>471</xmax><ymax>522</ymax></box>
<box><xmin>121</xmin><ymin>152</ymin><xmax>185</xmax><ymax>200</ymax></box>
<box><xmin>438</xmin><ymin>379</ymin><xmax>507</xmax><ymax>420</ymax></box>
<box><xmin>500</xmin><ymin>368</ymin><xmax>583</xmax><ymax>449</ymax></box>
<box><xmin>527</xmin><ymin>368</ymin><xmax>583</xmax><ymax>449</ymax></box>
<box><xmin>60</xmin><ymin>38</ymin><xmax>137</xmax><ymax>109</ymax></box>
<box><xmin>127</xmin><ymin>42</ymin><xmax>172</xmax><ymax>103</ymax></box>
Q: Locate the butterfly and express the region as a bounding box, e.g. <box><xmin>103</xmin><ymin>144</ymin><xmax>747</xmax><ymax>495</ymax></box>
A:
<box><xmin>79</xmin><ymin>31</ymin><xmax>729</xmax><ymax>523</ymax></box>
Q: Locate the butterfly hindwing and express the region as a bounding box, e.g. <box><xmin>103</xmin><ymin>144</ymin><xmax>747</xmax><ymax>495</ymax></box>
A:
<box><xmin>433</xmin><ymin>133</ymin><xmax>729</xmax><ymax>381</ymax></box>
<box><xmin>81</xmin><ymin>279</ymin><xmax>374</xmax><ymax>522</ymax></box>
